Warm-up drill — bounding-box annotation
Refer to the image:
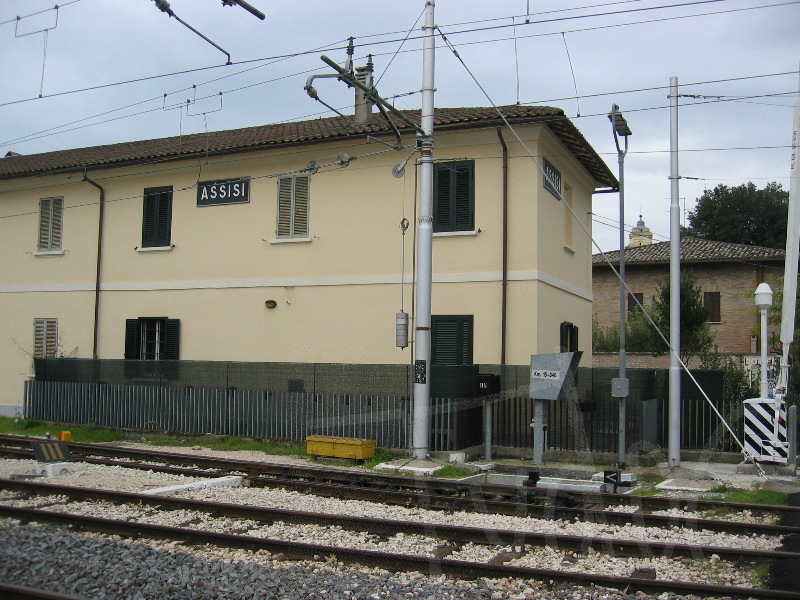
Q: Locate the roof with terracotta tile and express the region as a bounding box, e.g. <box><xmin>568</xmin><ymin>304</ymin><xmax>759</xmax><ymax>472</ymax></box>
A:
<box><xmin>592</xmin><ymin>236</ymin><xmax>785</xmax><ymax>266</ymax></box>
<box><xmin>0</xmin><ymin>105</ymin><xmax>617</xmax><ymax>189</ymax></box>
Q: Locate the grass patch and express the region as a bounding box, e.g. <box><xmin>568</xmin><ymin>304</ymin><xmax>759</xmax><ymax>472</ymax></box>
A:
<box><xmin>146</xmin><ymin>435</ymin><xmax>306</xmax><ymax>457</ymax></box>
<box><xmin>0</xmin><ymin>417</ymin><xmax>121</xmax><ymax>443</ymax></box>
<box><xmin>723</xmin><ymin>488</ymin><xmax>787</xmax><ymax>506</ymax></box>
<box><xmin>434</xmin><ymin>463</ymin><xmax>474</xmax><ymax>479</ymax></box>
<box><xmin>750</xmin><ymin>559</ymin><xmax>773</xmax><ymax>589</ymax></box>
<box><xmin>363</xmin><ymin>449</ymin><xmax>404</xmax><ymax>470</ymax></box>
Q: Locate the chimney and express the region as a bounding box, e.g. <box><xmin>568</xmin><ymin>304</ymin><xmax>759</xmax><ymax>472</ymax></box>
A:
<box><xmin>354</xmin><ymin>56</ymin><xmax>374</xmax><ymax>124</ymax></box>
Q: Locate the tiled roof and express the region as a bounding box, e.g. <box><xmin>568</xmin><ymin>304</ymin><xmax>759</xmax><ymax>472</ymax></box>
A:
<box><xmin>0</xmin><ymin>105</ymin><xmax>617</xmax><ymax>189</ymax></box>
<box><xmin>592</xmin><ymin>237</ymin><xmax>785</xmax><ymax>266</ymax></box>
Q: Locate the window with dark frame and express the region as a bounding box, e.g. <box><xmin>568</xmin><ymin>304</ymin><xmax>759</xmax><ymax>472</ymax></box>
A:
<box><xmin>142</xmin><ymin>186</ymin><xmax>173</xmax><ymax>248</ymax></box>
<box><xmin>560</xmin><ymin>321</ymin><xmax>579</xmax><ymax>352</ymax></box>
<box><xmin>277</xmin><ymin>175</ymin><xmax>310</xmax><ymax>238</ymax></box>
<box><xmin>38</xmin><ymin>197</ymin><xmax>63</xmax><ymax>251</ymax></box>
<box><xmin>704</xmin><ymin>291</ymin><xmax>721</xmax><ymax>323</ymax></box>
<box><xmin>124</xmin><ymin>318</ymin><xmax>180</xmax><ymax>360</ymax></box>
<box><xmin>431</xmin><ymin>315</ymin><xmax>474</xmax><ymax>365</ymax></box>
<box><xmin>433</xmin><ymin>160</ymin><xmax>474</xmax><ymax>233</ymax></box>
<box><xmin>627</xmin><ymin>292</ymin><xmax>644</xmax><ymax>316</ymax></box>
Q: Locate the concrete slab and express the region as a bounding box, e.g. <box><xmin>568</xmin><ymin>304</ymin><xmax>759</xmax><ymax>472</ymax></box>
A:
<box><xmin>37</xmin><ymin>462</ymin><xmax>74</xmax><ymax>478</ymax></box>
<box><xmin>142</xmin><ymin>475</ymin><xmax>244</xmax><ymax>497</ymax></box>
<box><xmin>656</xmin><ymin>478</ymin><xmax>720</xmax><ymax>492</ymax></box>
<box><xmin>375</xmin><ymin>459</ymin><xmax>444</xmax><ymax>476</ymax></box>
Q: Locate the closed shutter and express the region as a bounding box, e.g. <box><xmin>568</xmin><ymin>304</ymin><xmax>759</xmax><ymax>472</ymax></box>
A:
<box><xmin>432</xmin><ymin>316</ymin><xmax>473</xmax><ymax>365</ymax></box>
<box><xmin>434</xmin><ymin>161</ymin><xmax>474</xmax><ymax>232</ymax></box>
<box><xmin>38</xmin><ymin>197</ymin><xmax>63</xmax><ymax>251</ymax></box>
<box><xmin>33</xmin><ymin>319</ymin><xmax>58</xmax><ymax>358</ymax></box>
<box><xmin>277</xmin><ymin>176</ymin><xmax>310</xmax><ymax>238</ymax></box>
<box><xmin>142</xmin><ymin>187</ymin><xmax>173</xmax><ymax>247</ymax></box>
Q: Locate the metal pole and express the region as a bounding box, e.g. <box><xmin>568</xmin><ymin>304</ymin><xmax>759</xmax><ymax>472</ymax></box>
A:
<box><xmin>411</xmin><ymin>0</ymin><xmax>436</xmax><ymax>460</ymax></box>
<box><xmin>610</xmin><ymin>105</ymin><xmax>630</xmax><ymax>469</ymax></box>
<box><xmin>760</xmin><ymin>306</ymin><xmax>770</xmax><ymax>398</ymax></box>
<box><xmin>668</xmin><ymin>76</ymin><xmax>681</xmax><ymax>467</ymax></box>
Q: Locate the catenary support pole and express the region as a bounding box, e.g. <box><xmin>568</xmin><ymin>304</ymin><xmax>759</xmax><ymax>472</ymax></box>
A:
<box><xmin>411</xmin><ymin>0</ymin><xmax>436</xmax><ymax>460</ymax></box>
<box><xmin>668</xmin><ymin>76</ymin><xmax>681</xmax><ymax>467</ymax></box>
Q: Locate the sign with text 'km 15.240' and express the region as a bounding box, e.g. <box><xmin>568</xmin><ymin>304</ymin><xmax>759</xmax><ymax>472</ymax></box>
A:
<box><xmin>197</xmin><ymin>178</ymin><xmax>250</xmax><ymax>206</ymax></box>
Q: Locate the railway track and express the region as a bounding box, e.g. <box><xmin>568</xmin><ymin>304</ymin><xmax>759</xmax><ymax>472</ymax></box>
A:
<box><xmin>1</xmin><ymin>480</ymin><xmax>798</xmax><ymax>599</ymax></box>
<box><xmin>0</xmin><ymin>435</ymin><xmax>796</xmax><ymax>538</ymax></box>
<box><xmin>2</xmin><ymin>433</ymin><xmax>799</xmax><ymax>598</ymax></box>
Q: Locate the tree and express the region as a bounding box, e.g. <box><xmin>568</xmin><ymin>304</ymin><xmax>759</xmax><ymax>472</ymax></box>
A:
<box><xmin>592</xmin><ymin>271</ymin><xmax>715</xmax><ymax>366</ymax></box>
<box><xmin>648</xmin><ymin>270</ymin><xmax>715</xmax><ymax>364</ymax></box>
<box><xmin>684</xmin><ymin>182</ymin><xmax>788</xmax><ymax>249</ymax></box>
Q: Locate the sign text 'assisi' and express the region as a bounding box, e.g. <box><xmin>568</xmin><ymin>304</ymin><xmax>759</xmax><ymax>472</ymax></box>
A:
<box><xmin>197</xmin><ymin>178</ymin><xmax>250</xmax><ymax>206</ymax></box>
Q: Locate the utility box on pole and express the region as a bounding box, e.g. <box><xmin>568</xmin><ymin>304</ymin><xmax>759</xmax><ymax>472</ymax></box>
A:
<box><xmin>529</xmin><ymin>352</ymin><xmax>582</xmax><ymax>464</ymax></box>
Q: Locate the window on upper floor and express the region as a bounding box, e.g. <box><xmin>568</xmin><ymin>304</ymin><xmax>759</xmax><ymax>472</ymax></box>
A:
<box><xmin>33</xmin><ymin>318</ymin><xmax>58</xmax><ymax>358</ymax></box>
<box><xmin>142</xmin><ymin>186</ymin><xmax>173</xmax><ymax>248</ymax></box>
<box><xmin>434</xmin><ymin>160</ymin><xmax>474</xmax><ymax>233</ymax></box>
<box><xmin>38</xmin><ymin>197</ymin><xmax>63</xmax><ymax>252</ymax></box>
<box><xmin>277</xmin><ymin>175</ymin><xmax>310</xmax><ymax>239</ymax></box>
<box><xmin>124</xmin><ymin>318</ymin><xmax>180</xmax><ymax>360</ymax></box>
<box><xmin>704</xmin><ymin>291</ymin><xmax>721</xmax><ymax>323</ymax></box>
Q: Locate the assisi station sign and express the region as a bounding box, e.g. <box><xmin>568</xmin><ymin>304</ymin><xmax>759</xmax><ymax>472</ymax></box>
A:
<box><xmin>197</xmin><ymin>178</ymin><xmax>250</xmax><ymax>206</ymax></box>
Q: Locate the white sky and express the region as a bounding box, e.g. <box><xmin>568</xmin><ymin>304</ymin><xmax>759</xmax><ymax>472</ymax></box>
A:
<box><xmin>1</xmin><ymin>0</ymin><xmax>798</xmax><ymax>252</ymax></box>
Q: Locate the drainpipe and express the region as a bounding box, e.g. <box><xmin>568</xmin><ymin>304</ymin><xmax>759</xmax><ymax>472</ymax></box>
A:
<box><xmin>83</xmin><ymin>174</ymin><xmax>105</xmax><ymax>359</ymax></box>
<box><xmin>497</xmin><ymin>127</ymin><xmax>508</xmax><ymax>365</ymax></box>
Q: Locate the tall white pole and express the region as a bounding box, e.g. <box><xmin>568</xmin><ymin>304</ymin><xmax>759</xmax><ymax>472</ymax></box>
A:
<box><xmin>412</xmin><ymin>0</ymin><xmax>435</xmax><ymax>460</ymax></box>
<box><xmin>668</xmin><ymin>76</ymin><xmax>681</xmax><ymax>467</ymax></box>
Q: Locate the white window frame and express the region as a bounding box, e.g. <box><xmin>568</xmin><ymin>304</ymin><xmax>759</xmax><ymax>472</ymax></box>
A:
<box><xmin>276</xmin><ymin>175</ymin><xmax>310</xmax><ymax>240</ymax></box>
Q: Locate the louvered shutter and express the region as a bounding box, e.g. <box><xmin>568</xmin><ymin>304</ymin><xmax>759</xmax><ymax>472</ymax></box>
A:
<box><xmin>33</xmin><ymin>319</ymin><xmax>58</xmax><ymax>358</ymax></box>
<box><xmin>453</xmin><ymin>162</ymin><xmax>474</xmax><ymax>231</ymax></box>
<box><xmin>164</xmin><ymin>319</ymin><xmax>180</xmax><ymax>360</ymax></box>
<box><xmin>433</xmin><ymin>161</ymin><xmax>474</xmax><ymax>233</ymax></box>
<box><xmin>38</xmin><ymin>198</ymin><xmax>63</xmax><ymax>251</ymax></box>
<box><xmin>142</xmin><ymin>187</ymin><xmax>173</xmax><ymax>247</ymax></box>
<box><xmin>293</xmin><ymin>176</ymin><xmax>309</xmax><ymax>236</ymax></box>
<box><xmin>560</xmin><ymin>321</ymin><xmax>578</xmax><ymax>352</ymax></box>
<box><xmin>277</xmin><ymin>178</ymin><xmax>293</xmax><ymax>237</ymax></box>
<box><xmin>124</xmin><ymin>319</ymin><xmax>141</xmax><ymax>359</ymax></box>
<box><xmin>432</xmin><ymin>316</ymin><xmax>473</xmax><ymax>365</ymax></box>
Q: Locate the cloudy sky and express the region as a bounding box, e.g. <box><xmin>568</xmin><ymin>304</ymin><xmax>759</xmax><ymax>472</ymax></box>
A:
<box><xmin>1</xmin><ymin>0</ymin><xmax>798</xmax><ymax>252</ymax></box>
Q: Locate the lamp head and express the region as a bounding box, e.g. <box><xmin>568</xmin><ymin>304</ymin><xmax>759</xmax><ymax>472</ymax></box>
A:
<box><xmin>754</xmin><ymin>282</ymin><xmax>773</xmax><ymax>310</ymax></box>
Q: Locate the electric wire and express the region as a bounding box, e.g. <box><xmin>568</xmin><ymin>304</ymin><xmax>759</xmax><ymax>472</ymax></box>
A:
<box><xmin>435</xmin><ymin>20</ymin><xmax>766</xmax><ymax>472</ymax></box>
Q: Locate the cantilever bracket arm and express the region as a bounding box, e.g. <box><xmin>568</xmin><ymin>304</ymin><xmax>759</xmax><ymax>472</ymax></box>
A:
<box><xmin>319</xmin><ymin>55</ymin><xmax>425</xmax><ymax>137</ymax></box>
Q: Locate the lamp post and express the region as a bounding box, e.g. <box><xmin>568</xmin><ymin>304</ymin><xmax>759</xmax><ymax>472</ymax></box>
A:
<box><xmin>754</xmin><ymin>282</ymin><xmax>773</xmax><ymax>399</ymax></box>
<box><xmin>609</xmin><ymin>104</ymin><xmax>632</xmax><ymax>468</ymax></box>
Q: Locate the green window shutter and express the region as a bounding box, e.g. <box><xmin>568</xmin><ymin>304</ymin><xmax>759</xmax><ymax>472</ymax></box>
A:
<box><xmin>124</xmin><ymin>319</ymin><xmax>141</xmax><ymax>359</ymax></box>
<box><xmin>142</xmin><ymin>187</ymin><xmax>173</xmax><ymax>247</ymax></box>
<box><xmin>433</xmin><ymin>161</ymin><xmax>474</xmax><ymax>233</ymax></box>
<box><xmin>431</xmin><ymin>315</ymin><xmax>473</xmax><ymax>365</ymax></box>
<box><xmin>164</xmin><ymin>319</ymin><xmax>180</xmax><ymax>360</ymax></box>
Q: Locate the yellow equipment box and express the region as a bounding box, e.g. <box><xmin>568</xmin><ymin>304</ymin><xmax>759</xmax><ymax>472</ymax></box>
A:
<box><xmin>306</xmin><ymin>435</ymin><xmax>375</xmax><ymax>460</ymax></box>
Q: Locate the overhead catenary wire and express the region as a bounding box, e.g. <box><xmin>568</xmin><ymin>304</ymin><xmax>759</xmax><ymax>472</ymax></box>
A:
<box><xmin>435</xmin><ymin>22</ymin><xmax>767</xmax><ymax>473</ymax></box>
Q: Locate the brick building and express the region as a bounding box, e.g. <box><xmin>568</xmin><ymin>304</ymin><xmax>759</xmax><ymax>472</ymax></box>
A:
<box><xmin>593</xmin><ymin>230</ymin><xmax>785</xmax><ymax>365</ymax></box>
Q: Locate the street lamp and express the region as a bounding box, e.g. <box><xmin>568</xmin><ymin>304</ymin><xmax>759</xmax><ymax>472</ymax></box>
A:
<box><xmin>609</xmin><ymin>104</ymin><xmax>632</xmax><ymax>468</ymax></box>
<box><xmin>754</xmin><ymin>282</ymin><xmax>773</xmax><ymax>398</ymax></box>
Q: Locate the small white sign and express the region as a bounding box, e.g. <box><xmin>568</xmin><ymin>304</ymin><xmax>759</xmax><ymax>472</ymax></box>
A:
<box><xmin>531</xmin><ymin>370</ymin><xmax>560</xmax><ymax>380</ymax></box>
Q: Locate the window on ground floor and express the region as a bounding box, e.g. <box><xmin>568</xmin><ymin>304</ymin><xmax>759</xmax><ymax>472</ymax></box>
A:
<box><xmin>124</xmin><ymin>318</ymin><xmax>180</xmax><ymax>360</ymax></box>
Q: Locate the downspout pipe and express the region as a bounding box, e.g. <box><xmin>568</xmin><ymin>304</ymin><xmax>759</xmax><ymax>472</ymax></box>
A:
<box><xmin>497</xmin><ymin>127</ymin><xmax>508</xmax><ymax>365</ymax></box>
<box><xmin>83</xmin><ymin>174</ymin><xmax>105</xmax><ymax>359</ymax></box>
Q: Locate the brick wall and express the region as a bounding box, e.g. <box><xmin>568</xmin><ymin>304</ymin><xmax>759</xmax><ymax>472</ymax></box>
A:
<box><xmin>593</xmin><ymin>260</ymin><xmax>783</xmax><ymax>355</ymax></box>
